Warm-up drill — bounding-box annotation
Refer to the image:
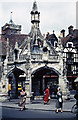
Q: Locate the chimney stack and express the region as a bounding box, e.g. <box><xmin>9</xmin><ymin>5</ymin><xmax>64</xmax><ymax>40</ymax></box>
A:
<box><xmin>68</xmin><ymin>25</ymin><xmax>73</xmax><ymax>35</ymax></box>
<box><xmin>60</xmin><ymin>29</ymin><xmax>65</xmax><ymax>37</ymax></box>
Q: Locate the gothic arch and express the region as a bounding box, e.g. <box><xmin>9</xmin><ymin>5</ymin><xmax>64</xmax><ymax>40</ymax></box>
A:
<box><xmin>31</xmin><ymin>65</ymin><xmax>60</xmax><ymax>76</ymax></box>
<box><xmin>7</xmin><ymin>66</ymin><xmax>26</xmax><ymax>78</ymax></box>
<box><xmin>31</xmin><ymin>65</ymin><xmax>60</xmax><ymax>96</ymax></box>
<box><xmin>6</xmin><ymin>66</ymin><xmax>26</xmax><ymax>98</ymax></box>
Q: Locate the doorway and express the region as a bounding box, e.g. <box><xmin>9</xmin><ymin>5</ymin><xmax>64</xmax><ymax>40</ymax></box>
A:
<box><xmin>32</xmin><ymin>67</ymin><xmax>59</xmax><ymax>98</ymax></box>
<box><xmin>7</xmin><ymin>67</ymin><xmax>26</xmax><ymax>98</ymax></box>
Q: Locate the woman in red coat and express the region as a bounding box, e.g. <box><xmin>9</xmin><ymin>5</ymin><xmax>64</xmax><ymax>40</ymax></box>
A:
<box><xmin>44</xmin><ymin>86</ymin><xmax>50</xmax><ymax>104</ymax></box>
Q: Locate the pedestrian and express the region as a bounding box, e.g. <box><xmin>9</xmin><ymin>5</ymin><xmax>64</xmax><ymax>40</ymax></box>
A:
<box><xmin>44</xmin><ymin>86</ymin><xmax>50</xmax><ymax>105</ymax></box>
<box><xmin>56</xmin><ymin>87</ymin><xmax>63</xmax><ymax>113</ymax></box>
<box><xmin>74</xmin><ymin>84</ymin><xmax>78</xmax><ymax>118</ymax></box>
<box><xmin>20</xmin><ymin>87</ymin><xmax>27</xmax><ymax>111</ymax></box>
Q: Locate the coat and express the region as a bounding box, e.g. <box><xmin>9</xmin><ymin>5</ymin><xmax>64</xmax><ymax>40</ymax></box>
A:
<box><xmin>44</xmin><ymin>88</ymin><xmax>49</xmax><ymax>102</ymax></box>
<box><xmin>56</xmin><ymin>91</ymin><xmax>63</xmax><ymax>108</ymax></box>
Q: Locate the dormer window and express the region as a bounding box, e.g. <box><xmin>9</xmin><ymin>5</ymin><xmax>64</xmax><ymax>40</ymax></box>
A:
<box><xmin>68</xmin><ymin>43</ymin><xmax>72</xmax><ymax>48</ymax></box>
<box><xmin>67</xmin><ymin>42</ymin><xmax>73</xmax><ymax>48</ymax></box>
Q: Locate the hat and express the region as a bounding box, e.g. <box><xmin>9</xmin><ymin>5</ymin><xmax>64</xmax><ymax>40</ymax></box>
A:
<box><xmin>58</xmin><ymin>87</ymin><xmax>61</xmax><ymax>90</ymax></box>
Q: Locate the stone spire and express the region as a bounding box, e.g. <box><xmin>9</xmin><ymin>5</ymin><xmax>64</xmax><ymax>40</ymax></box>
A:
<box><xmin>32</xmin><ymin>1</ymin><xmax>38</xmax><ymax>12</ymax></box>
<box><xmin>15</xmin><ymin>42</ymin><xmax>19</xmax><ymax>50</ymax></box>
<box><xmin>29</xmin><ymin>0</ymin><xmax>43</xmax><ymax>41</ymax></box>
<box><xmin>31</xmin><ymin>0</ymin><xmax>40</xmax><ymax>25</ymax></box>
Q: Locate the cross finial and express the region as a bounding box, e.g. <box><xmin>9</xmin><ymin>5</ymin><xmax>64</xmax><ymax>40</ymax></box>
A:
<box><xmin>9</xmin><ymin>12</ymin><xmax>14</xmax><ymax>24</ymax></box>
<box><xmin>32</xmin><ymin>0</ymin><xmax>38</xmax><ymax>11</ymax></box>
<box><xmin>10</xmin><ymin>12</ymin><xmax>13</xmax><ymax>20</ymax></box>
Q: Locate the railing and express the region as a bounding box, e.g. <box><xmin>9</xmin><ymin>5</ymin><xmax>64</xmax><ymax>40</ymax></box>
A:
<box><xmin>31</xmin><ymin>54</ymin><xmax>42</xmax><ymax>60</ymax></box>
<box><xmin>31</xmin><ymin>53</ymin><xmax>59</xmax><ymax>62</ymax></box>
<box><xmin>8</xmin><ymin>57</ymin><xmax>14</xmax><ymax>62</ymax></box>
<box><xmin>48</xmin><ymin>54</ymin><xmax>59</xmax><ymax>62</ymax></box>
<box><xmin>19</xmin><ymin>54</ymin><xmax>27</xmax><ymax>61</ymax></box>
<box><xmin>8</xmin><ymin>53</ymin><xmax>59</xmax><ymax>63</ymax></box>
<box><xmin>8</xmin><ymin>54</ymin><xmax>28</xmax><ymax>62</ymax></box>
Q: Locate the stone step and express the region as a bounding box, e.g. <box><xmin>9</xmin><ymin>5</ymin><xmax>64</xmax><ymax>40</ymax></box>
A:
<box><xmin>34</xmin><ymin>96</ymin><xmax>43</xmax><ymax>100</ymax></box>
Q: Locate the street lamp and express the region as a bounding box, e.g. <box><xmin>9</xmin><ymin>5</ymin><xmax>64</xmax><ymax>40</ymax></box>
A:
<box><xmin>74</xmin><ymin>77</ymin><xmax>78</xmax><ymax>118</ymax></box>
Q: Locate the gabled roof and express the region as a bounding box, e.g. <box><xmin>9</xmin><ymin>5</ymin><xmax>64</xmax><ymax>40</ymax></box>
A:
<box><xmin>61</xmin><ymin>29</ymin><xmax>78</xmax><ymax>47</ymax></box>
<box><xmin>61</xmin><ymin>35</ymin><xmax>71</xmax><ymax>46</ymax></box>
<box><xmin>46</xmin><ymin>33</ymin><xmax>58</xmax><ymax>42</ymax></box>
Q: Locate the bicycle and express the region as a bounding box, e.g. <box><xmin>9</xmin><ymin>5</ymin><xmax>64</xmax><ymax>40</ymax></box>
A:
<box><xmin>71</xmin><ymin>104</ymin><xmax>78</xmax><ymax>114</ymax></box>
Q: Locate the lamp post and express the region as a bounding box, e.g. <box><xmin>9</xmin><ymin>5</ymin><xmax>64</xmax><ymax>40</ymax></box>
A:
<box><xmin>74</xmin><ymin>77</ymin><xmax>78</xmax><ymax>118</ymax></box>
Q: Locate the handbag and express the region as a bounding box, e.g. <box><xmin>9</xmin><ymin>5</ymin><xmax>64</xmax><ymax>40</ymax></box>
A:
<box><xmin>58</xmin><ymin>91</ymin><xmax>62</xmax><ymax>103</ymax></box>
<box><xmin>59</xmin><ymin>98</ymin><xmax>62</xmax><ymax>102</ymax></box>
<box><xmin>48</xmin><ymin>96</ymin><xmax>50</xmax><ymax>100</ymax></box>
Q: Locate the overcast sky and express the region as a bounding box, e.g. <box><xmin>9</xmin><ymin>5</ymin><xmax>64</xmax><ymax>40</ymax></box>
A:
<box><xmin>0</xmin><ymin>0</ymin><xmax>77</xmax><ymax>36</ymax></box>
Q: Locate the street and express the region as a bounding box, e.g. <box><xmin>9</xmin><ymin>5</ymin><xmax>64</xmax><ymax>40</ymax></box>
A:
<box><xmin>1</xmin><ymin>107</ymin><xmax>77</xmax><ymax>120</ymax></box>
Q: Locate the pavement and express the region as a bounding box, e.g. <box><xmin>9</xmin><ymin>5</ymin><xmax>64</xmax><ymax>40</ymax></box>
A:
<box><xmin>0</xmin><ymin>95</ymin><xmax>76</xmax><ymax>112</ymax></box>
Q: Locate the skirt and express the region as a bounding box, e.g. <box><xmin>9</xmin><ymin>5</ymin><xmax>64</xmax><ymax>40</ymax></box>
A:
<box><xmin>56</xmin><ymin>99</ymin><xmax>63</xmax><ymax>108</ymax></box>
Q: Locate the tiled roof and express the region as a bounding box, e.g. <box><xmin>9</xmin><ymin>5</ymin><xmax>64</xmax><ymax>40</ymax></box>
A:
<box><xmin>46</xmin><ymin>33</ymin><xmax>58</xmax><ymax>41</ymax></box>
<box><xmin>73</xmin><ymin>29</ymin><xmax>78</xmax><ymax>38</ymax></box>
<box><xmin>1</xmin><ymin>34</ymin><xmax>28</xmax><ymax>55</ymax></box>
<box><xmin>61</xmin><ymin>29</ymin><xmax>78</xmax><ymax>46</ymax></box>
<box><xmin>61</xmin><ymin>35</ymin><xmax>71</xmax><ymax>46</ymax></box>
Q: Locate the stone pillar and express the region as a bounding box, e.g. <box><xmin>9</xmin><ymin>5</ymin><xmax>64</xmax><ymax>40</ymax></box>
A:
<box><xmin>58</xmin><ymin>54</ymin><xmax>70</xmax><ymax>100</ymax></box>
<box><xmin>25</xmin><ymin>68</ymin><xmax>32</xmax><ymax>103</ymax></box>
<box><xmin>0</xmin><ymin>59</ymin><xmax>8</xmax><ymax>101</ymax></box>
<box><xmin>0</xmin><ymin>38</ymin><xmax>9</xmax><ymax>101</ymax></box>
<box><xmin>25</xmin><ymin>36</ymin><xmax>32</xmax><ymax>103</ymax></box>
<box><xmin>25</xmin><ymin>80</ymin><xmax>30</xmax><ymax>103</ymax></box>
<box><xmin>59</xmin><ymin>75</ymin><xmax>70</xmax><ymax>100</ymax></box>
<box><xmin>58</xmin><ymin>40</ymin><xmax>70</xmax><ymax>100</ymax></box>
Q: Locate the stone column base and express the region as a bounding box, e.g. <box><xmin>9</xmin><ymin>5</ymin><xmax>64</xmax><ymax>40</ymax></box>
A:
<box><xmin>62</xmin><ymin>90</ymin><xmax>70</xmax><ymax>100</ymax></box>
<box><xmin>26</xmin><ymin>95</ymin><xmax>31</xmax><ymax>103</ymax></box>
<box><xmin>0</xmin><ymin>93</ymin><xmax>8</xmax><ymax>102</ymax></box>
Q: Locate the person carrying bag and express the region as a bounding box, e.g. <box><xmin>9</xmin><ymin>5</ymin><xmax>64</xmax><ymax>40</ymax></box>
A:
<box><xmin>56</xmin><ymin>87</ymin><xmax>63</xmax><ymax>113</ymax></box>
<box><xmin>20</xmin><ymin>87</ymin><xmax>27</xmax><ymax>111</ymax></box>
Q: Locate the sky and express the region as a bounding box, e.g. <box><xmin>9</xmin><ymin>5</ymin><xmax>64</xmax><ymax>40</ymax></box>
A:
<box><xmin>0</xmin><ymin>0</ymin><xmax>77</xmax><ymax>37</ymax></box>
